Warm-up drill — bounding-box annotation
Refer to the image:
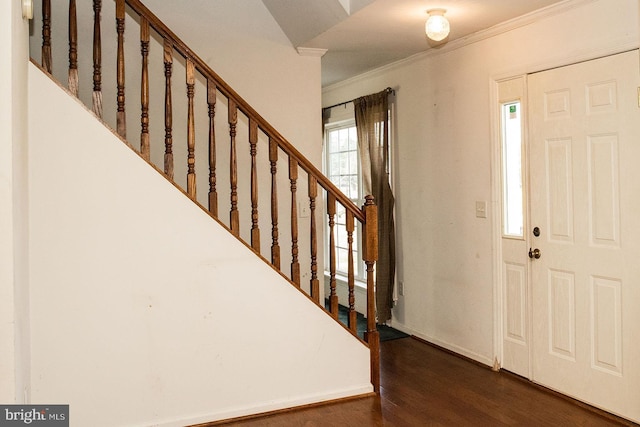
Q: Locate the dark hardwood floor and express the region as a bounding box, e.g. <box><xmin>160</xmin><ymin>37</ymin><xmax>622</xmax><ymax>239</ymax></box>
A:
<box><xmin>213</xmin><ymin>337</ymin><xmax>636</xmax><ymax>426</ymax></box>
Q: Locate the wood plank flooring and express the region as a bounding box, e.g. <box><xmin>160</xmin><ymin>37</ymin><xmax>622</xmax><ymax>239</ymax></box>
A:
<box><xmin>214</xmin><ymin>337</ymin><xmax>636</xmax><ymax>426</ymax></box>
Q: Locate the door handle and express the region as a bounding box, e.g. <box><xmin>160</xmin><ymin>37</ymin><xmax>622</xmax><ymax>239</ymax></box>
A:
<box><xmin>528</xmin><ymin>248</ymin><xmax>541</xmax><ymax>259</ymax></box>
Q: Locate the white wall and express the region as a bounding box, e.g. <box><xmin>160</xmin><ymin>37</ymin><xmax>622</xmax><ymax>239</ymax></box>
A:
<box><xmin>0</xmin><ymin>0</ymin><xmax>30</xmax><ymax>404</ymax></box>
<box><xmin>142</xmin><ymin>1</ymin><xmax>325</xmax><ymax>293</ymax></box>
<box><xmin>28</xmin><ymin>65</ymin><xmax>371</xmax><ymax>426</ymax></box>
<box><xmin>322</xmin><ymin>0</ymin><xmax>639</xmax><ymax>364</ymax></box>
<box><xmin>142</xmin><ymin>0</ymin><xmax>323</xmax><ymax>161</ymax></box>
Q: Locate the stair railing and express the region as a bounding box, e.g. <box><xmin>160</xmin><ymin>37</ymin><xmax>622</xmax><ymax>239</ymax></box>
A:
<box><xmin>34</xmin><ymin>0</ymin><xmax>380</xmax><ymax>392</ymax></box>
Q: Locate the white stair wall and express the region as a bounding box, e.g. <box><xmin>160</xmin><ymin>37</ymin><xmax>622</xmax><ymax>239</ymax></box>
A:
<box><xmin>28</xmin><ymin>63</ymin><xmax>371</xmax><ymax>427</ymax></box>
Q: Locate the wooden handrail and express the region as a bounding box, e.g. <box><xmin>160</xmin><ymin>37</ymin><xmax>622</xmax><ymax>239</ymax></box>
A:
<box><xmin>123</xmin><ymin>0</ymin><xmax>364</xmax><ymax>223</ymax></box>
<box><xmin>33</xmin><ymin>0</ymin><xmax>379</xmax><ymax>394</ymax></box>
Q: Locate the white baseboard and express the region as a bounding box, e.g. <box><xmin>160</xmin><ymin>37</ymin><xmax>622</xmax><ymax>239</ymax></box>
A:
<box><xmin>152</xmin><ymin>385</ymin><xmax>374</xmax><ymax>427</ymax></box>
<box><xmin>388</xmin><ymin>322</ymin><xmax>494</xmax><ymax>367</ymax></box>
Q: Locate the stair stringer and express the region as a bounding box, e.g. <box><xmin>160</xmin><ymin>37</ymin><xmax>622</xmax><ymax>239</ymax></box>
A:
<box><xmin>27</xmin><ymin>63</ymin><xmax>372</xmax><ymax>427</ymax></box>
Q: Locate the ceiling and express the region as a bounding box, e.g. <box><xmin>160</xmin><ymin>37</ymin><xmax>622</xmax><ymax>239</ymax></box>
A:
<box><xmin>263</xmin><ymin>0</ymin><xmax>568</xmax><ymax>86</ymax></box>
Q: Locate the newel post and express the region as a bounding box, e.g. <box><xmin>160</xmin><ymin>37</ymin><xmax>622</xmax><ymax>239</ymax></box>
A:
<box><xmin>363</xmin><ymin>195</ymin><xmax>380</xmax><ymax>393</ymax></box>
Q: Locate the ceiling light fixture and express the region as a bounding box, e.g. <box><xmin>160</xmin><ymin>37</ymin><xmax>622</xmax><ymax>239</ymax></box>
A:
<box><xmin>425</xmin><ymin>9</ymin><xmax>450</xmax><ymax>42</ymax></box>
<box><xmin>22</xmin><ymin>0</ymin><xmax>34</xmax><ymax>19</ymax></box>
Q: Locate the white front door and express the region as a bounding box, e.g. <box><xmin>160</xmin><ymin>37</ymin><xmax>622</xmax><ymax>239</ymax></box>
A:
<box><xmin>528</xmin><ymin>50</ymin><xmax>640</xmax><ymax>422</ymax></box>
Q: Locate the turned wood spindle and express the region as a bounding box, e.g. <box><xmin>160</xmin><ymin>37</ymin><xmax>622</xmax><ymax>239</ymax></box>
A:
<box><xmin>140</xmin><ymin>17</ymin><xmax>150</xmax><ymax>161</ymax></box>
<box><xmin>41</xmin><ymin>0</ymin><xmax>52</xmax><ymax>73</ymax></box>
<box><xmin>249</xmin><ymin>119</ymin><xmax>260</xmax><ymax>252</ymax></box>
<box><xmin>327</xmin><ymin>194</ymin><xmax>338</xmax><ymax>318</ymax></box>
<box><xmin>116</xmin><ymin>0</ymin><xmax>126</xmax><ymax>138</ymax></box>
<box><xmin>68</xmin><ymin>0</ymin><xmax>78</xmax><ymax>96</ymax></box>
<box><xmin>269</xmin><ymin>138</ymin><xmax>281</xmax><ymax>270</ymax></box>
<box><xmin>163</xmin><ymin>40</ymin><xmax>174</xmax><ymax>179</ymax></box>
<box><xmin>309</xmin><ymin>176</ymin><xmax>319</xmax><ymax>303</ymax></box>
<box><xmin>347</xmin><ymin>210</ymin><xmax>357</xmax><ymax>331</ymax></box>
<box><xmin>289</xmin><ymin>157</ymin><xmax>300</xmax><ymax>286</ymax></box>
<box><xmin>92</xmin><ymin>0</ymin><xmax>103</xmax><ymax>117</ymax></box>
<box><xmin>228</xmin><ymin>99</ymin><xmax>239</xmax><ymax>236</ymax></box>
<box><xmin>186</xmin><ymin>59</ymin><xmax>196</xmax><ymax>199</ymax></box>
<box><xmin>207</xmin><ymin>80</ymin><xmax>218</xmax><ymax>216</ymax></box>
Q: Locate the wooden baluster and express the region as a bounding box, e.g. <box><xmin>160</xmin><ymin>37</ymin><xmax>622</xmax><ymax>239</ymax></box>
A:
<box><xmin>139</xmin><ymin>17</ymin><xmax>150</xmax><ymax>161</ymax></box>
<box><xmin>207</xmin><ymin>80</ymin><xmax>218</xmax><ymax>216</ymax></box>
<box><xmin>363</xmin><ymin>195</ymin><xmax>380</xmax><ymax>393</ymax></box>
<box><xmin>249</xmin><ymin>119</ymin><xmax>260</xmax><ymax>251</ymax></box>
<box><xmin>116</xmin><ymin>0</ymin><xmax>126</xmax><ymax>138</ymax></box>
<box><xmin>163</xmin><ymin>40</ymin><xmax>173</xmax><ymax>179</ymax></box>
<box><xmin>327</xmin><ymin>194</ymin><xmax>338</xmax><ymax>319</ymax></box>
<box><xmin>289</xmin><ymin>157</ymin><xmax>300</xmax><ymax>286</ymax></box>
<box><xmin>92</xmin><ymin>0</ymin><xmax>103</xmax><ymax>117</ymax></box>
<box><xmin>309</xmin><ymin>176</ymin><xmax>319</xmax><ymax>303</ymax></box>
<box><xmin>347</xmin><ymin>210</ymin><xmax>356</xmax><ymax>331</ymax></box>
<box><xmin>269</xmin><ymin>138</ymin><xmax>281</xmax><ymax>270</ymax></box>
<box><xmin>41</xmin><ymin>0</ymin><xmax>52</xmax><ymax>73</ymax></box>
<box><xmin>186</xmin><ymin>59</ymin><xmax>196</xmax><ymax>199</ymax></box>
<box><xmin>228</xmin><ymin>99</ymin><xmax>239</xmax><ymax>236</ymax></box>
<box><xmin>68</xmin><ymin>0</ymin><xmax>78</xmax><ymax>96</ymax></box>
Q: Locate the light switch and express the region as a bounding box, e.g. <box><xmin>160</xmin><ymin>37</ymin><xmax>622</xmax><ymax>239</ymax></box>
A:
<box><xmin>298</xmin><ymin>201</ymin><xmax>310</xmax><ymax>218</ymax></box>
<box><xmin>475</xmin><ymin>201</ymin><xmax>487</xmax><ymax>218</ymax></box>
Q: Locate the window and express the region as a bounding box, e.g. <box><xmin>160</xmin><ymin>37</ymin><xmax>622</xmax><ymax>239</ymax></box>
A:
<box><xmin>324</xmin><ymin>121</ymin><xmax>365</xmax><ymax>280</ymax></box>
<box><xmin>501</xmin><ymin>101</ymin><xmax>524</xmax><ymax>237</ymax></box>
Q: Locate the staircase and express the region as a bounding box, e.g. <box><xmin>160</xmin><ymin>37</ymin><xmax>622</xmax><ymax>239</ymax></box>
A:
<box><xmin>28</xmin><ymin>0</ymin><xmax>379</xmax><ymax>425</ymax></box>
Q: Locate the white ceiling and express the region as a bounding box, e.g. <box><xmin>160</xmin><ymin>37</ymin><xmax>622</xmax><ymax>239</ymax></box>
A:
<box><xmin>263</xmin><ymin>0</ymin><xmax>568</xmax><ymax>86</ymax></box>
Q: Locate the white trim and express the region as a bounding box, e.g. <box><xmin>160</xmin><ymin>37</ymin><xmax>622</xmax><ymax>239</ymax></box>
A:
<box><xmin>491</xmin><ymin>43</ymin><xmax>640</xmax><ymax>83</ymax></box>
<box><xmin>488</xmin><ymin>77</ymin><xmax>503</xmax><ymax>372</ymax></box>
<box><xmin>389</xmin><ymin>323</ymin><xmax>494</xmax><ymax>367</ymax></box>
<box><xmin>154</xmin><ymin>385</ymin><xmax>374</xmax><ymax>427</ymax></box>
<box><xmin>297</xmin><ymin>47</ymin><xmax>328</xmax><ymax>57</ymax></box>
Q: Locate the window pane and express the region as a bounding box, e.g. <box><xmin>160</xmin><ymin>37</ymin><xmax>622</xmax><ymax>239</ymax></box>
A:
<box><xmin>336</xmin><ymin>224</ymin><xmax>348</xmax><ymax>248</ymax></box>
<box><xmin>339</xmin><ymin>128</ymin><xmax>349</xmax><ymax>151</ymax></box>
<box><xmin>336</xmin><ymin>204</ymin><xmax>346</xmax><ymax>223</ymax></box>
<box><xmin>329</xmin><ymin>131</ymin><xmax>339</xmax><ymax>153</ymax></box>
<box><xmin>349</xmin><ymin>151</ymin><xmax>358</xmax><ymax>176</ymax></box>
<box><xmin>502</xmin><ymin>101</ymin><xmax>523</xmax><ymax>237</ymax></box>
<box><xmin>352</xmin><ymin>224</ymin><xmax>359</xmax><ymax>251</ymax></box>
<box><xmin>337</xmin><ymin>248</ymin><xmax>349</xmax><ymax>273</ymax></box>
<box><xmin>324</xmin><ymin>121</ymin><xmax>366</xmax><ymax>279</ymax></box>
<box><xmin>339</xmin><ymin>152</ymin><xmax>350</xmax><ymax>175</ymax></box>
<box><xmin>349</xmin><ymin>127</ymin><xmax>358</xmax><ymax>150</ymax></box>
<box><xmin>339</xmin><ymin>176</ymin><xmax>351</xmax><ymax>196</ymax></box>
<box><xmin>329</xmin><ymin>154</ymin><xmax>340</xmax><ymax>178</ymax></box>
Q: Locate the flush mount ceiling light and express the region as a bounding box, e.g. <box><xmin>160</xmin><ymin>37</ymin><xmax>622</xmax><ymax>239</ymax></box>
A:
<box><xmin>22</xmin><ymin>0</ymin><xmax>34</xmax><ymax>19</ymax></box>
<box><xmin>425</xmin><ymin>8</ymin><xmax>450</xmax><ymax>42</ymax></box>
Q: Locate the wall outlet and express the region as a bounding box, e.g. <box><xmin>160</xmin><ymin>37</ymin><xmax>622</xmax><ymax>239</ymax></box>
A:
<box><xmin>399</xmin><ymin>281</ymin><xmax>405</xmax><ymax>296</ymax></box>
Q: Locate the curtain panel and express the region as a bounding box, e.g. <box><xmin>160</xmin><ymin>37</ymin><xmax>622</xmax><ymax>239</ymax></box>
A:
<box><xmin>354</xmin><ymin>90</ymin><xmax>396</xmax><ymax>324</ymax></box>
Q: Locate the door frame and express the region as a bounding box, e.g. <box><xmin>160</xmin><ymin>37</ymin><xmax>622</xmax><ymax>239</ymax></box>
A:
<box><xmin>491</xmin><ymin>75</ymin><xmax>533</xmax><ymax>378</ymax></box>
<box><xmin>490</xmin><ymin>45</ymin><xmax>639</xmax><ymax>376</ymax></box>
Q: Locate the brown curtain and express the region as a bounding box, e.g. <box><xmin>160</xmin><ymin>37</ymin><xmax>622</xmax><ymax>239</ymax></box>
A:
<box><xmin>354</xmin><ymin>90</ymin><xmax>395</xmax><ymax>324</ymax></box>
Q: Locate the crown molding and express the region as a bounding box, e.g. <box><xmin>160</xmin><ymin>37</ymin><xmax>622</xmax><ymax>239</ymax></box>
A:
<box><xmin>297</xmin><ymin>47</ymin><xmax>328</xmax><ymax>57</ymax></box>
<box><xmin>324</xmin><ymin>0</ymin><xmax>597</xmax><ymax>92</ymax></box>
